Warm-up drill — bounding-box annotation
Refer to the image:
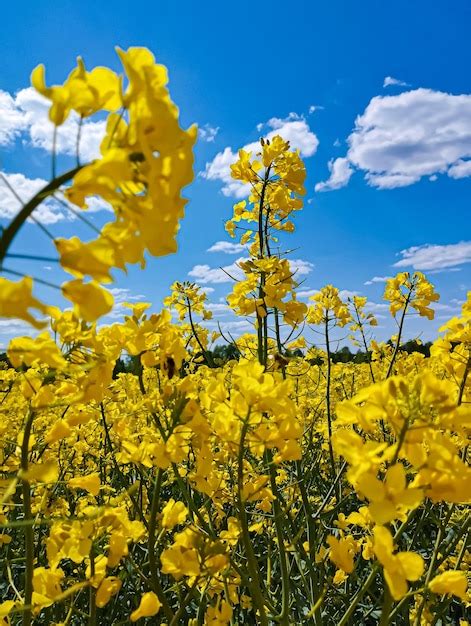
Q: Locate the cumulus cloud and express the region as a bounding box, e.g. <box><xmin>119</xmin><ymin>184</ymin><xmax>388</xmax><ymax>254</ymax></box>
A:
<box><xmin>383</xmin><ymin>76</ymin><xmax>411</xmax><ymax>88</ymax></box>
<box><xmin>0</xmin><ymin>90</ymin><xmax>28</xmax><ymax>145</ymax></box>
<box><xmin>199</xmin><ymin>123</ymin><xmax>219</xmax><ymax>143</ymax></box>
<box><xmin>104</xmin><ymin>288</ymin><xmax>148</xmax><ymax>320</ymax></box>
<box><xmin>315</xmin><ymin>88</ymin><xmax>471</xmax><ymax>191</ymax></box>
<box><xmin>364</xmin><ymin>275</ymin><xmax>392</xmax><ymax>286</ymax></box>
<box><xmin>207</xmin><ymin>241</ymin><xmax>246</xmax><ymax>254</ymax></box>
<box><xmin>0</xmin><ymin>87</ymin><xmax>104</xmax><ymax>161</ymax></box>
<box><xmin>315</xmin><ymin>157</ymin><xmax>353</xmax><ymax>192</ymax></box>
<box><xmin>290</xmin><ymin>259</ymin><xmax>315</xmax><ymax>276</ymax></box>
<box><xmin>448</xmin><ymin>159</ymin><xmax>471</xmax><ymax>179</ymax></box>
<box><xmin>202</xmin><ymin>113</ymin><xmax>319</xmax><ymax>197</ymax></box>
<box><xmin>207</xmin><ymin>319</ymin><xmax>253</xmax><ymax>336</ymax></box>
<box><xmin>205</xmin><ymin>302</ymin><xmax>230</xmax><ymax>315</ymax></box>
<box><xmin>188</xmin><ymin>258</ymin><xmax>245</xmax><ymax>284</ymax></box>
<box><xmin>0</xmin><ymin>172</ymin><xmax>66</xmax><ymax>224</ymax></box>
<box><xmin>394</xmin><ymin>241</ymin><xmax>471</xmax><ymax>271</ymax></box>
<box><xmin>188</xmin><ymin>256</ymin><xmax>314</xmax><ymax>284</ymax></box>
<box><xmin>0</xmin><ymin>171</ymin><xmax>111</xmax><ymax>225</ymax></box>
<box><xmin>0</xmin><ymin>319</ymin><xmax>39</xmax><ymax>349</ymax></box>
<box><xmin>297</xmin><ymin>289</ymin><xmax>318</xmax><ymax>299</ymax></box>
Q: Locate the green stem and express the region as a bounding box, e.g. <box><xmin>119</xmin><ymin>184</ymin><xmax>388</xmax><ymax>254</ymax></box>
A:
<box><xmin>20</xmin><ymin>409</ymin><xmax>35</xmax><ymax>626</ymax></box>
<box><xmin>378</xmin><ymin>586</ymin><xmax>393</xmax><ymax>626</ymax></box>
<box><xmin>324</xmin><ymin>318</ymin><xmax>338</xmax><ymax>499</ymax></box>
<box><xmin>237</xmin><ymin>418</ymin><xmax>268</xmax><ymax>625</ymax></box>
<box><xmin>337</xmin><ymin>565</ymin><xmax>379</xmax><ymax>626</ymax></box>
<box><xmin>147</xmin><ymin>470</ymin><xmax>174</xmax><ymax>621</ymax></box>
<box><xmin>88</xmin><ymin>550</ymin><xmax>96</xmax><ymax>626</ymax></box>
<box><xmin>386</xmin><ymin>287</ymin><xmax>413</xmax><ymax>379</ymax></box>
<box><xmin>267</xmin><ymin>453</ymin><xmax>290</xmax><ymax>624</ymax></box>
<box><xmin>0</xmin><ymin>166</ymin><xmax>83</xmax><ymax>265</ymax></box>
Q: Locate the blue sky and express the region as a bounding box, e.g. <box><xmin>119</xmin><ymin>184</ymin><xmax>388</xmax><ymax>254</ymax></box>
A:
<box><xmin>1</xmin><ymin>0</ymin><xmax>470</xmax><ymax>347</ymax></box>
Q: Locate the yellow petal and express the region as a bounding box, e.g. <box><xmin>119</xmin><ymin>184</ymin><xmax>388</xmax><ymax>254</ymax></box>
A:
<box><xmin>130</xmin><ymin>591</ymin><xmax>162</xmax><ymax>622</ymax></box>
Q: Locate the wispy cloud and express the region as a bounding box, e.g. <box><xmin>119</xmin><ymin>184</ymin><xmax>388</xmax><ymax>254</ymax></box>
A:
<box><xmin>199</xmin><ymin>123</ymin><xmax>219</xmax><ymax>143</ymax></box>
<box><xmin>383</xmin><ymin>76</ymin><xmax>411</xmax><ymax>88</ymax></box>
<box><xmin>364</xmin><ymin>275</ymin><xmax>392</xmax><ymax>286</ymax></box>
<box><xmin>394</xmin><ymin>241</ymin><xmax>471</xmax><ymax>271</ymax></box>
<box><xmin>207</xmin><ymin>241</ymin><xmax>246</xmax><ymax>254</ymax></box>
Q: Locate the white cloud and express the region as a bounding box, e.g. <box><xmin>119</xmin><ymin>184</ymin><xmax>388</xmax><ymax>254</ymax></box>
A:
<box><xmin>188</xmin><ymin>256</ymin><xmax>314</xmax><ymax>284</ymax></box>
<box><xmin>364</xmin><ymin>301</ymin><xmax>389</xmax><ymax>312</ymax></box>
<box><xmin>0</xmin><ymin>171</ymin><xmax>111</xmax><ymax>225</ymax></box>
<box><xmin>202</xmin><ymin>147</ymin><xmax>251</xmax><ymax>199</ymax></box>
<box><xmin>206</xmin><ymin>303</ymin><xmax>230</xmax><ymax>315</ymax></box>
<box><xmin>290</xmin><ymin>259</ymin><xmax>315</xmax><ymax>276</ymax></box>
<box><xmin>109</xmin><ymin>287</ymin><xmax>146</xmax><ymax>303</ymax></box>
<box><xmin>199</xmin><ymin>286</ymin><xmax>215</xmax><ymax>294</ymax></box>
<box><xmin>339</xmin><ymin>289</ymin><xmax>359</xmax><ymax>300</ymax></box>
<box><xmin>199</xmin><ymin>123</ymin><xmax>219</xmax><ymax>143</ymax></box>
<box><xmin>207</xmin><ymin>241</ymin><xmax>246</xmax><ymax>254</ymax></box>
<box><xmin>315</xmin><ymin>157</ymin><xmax>353</xmax><ymax>192</ymax></box>
<box><xmin>316</xmin><ymin>88</ymin><xmax>471</xmax><ymax>191</ymax></box>
<box><xmin>0</xmin><ymin>172</ymin><xmax>65</xmax><ymax>224</ymax></box>
<box><xmin>202</xmin><ymin>113</ymin><xmax>319</xmax><ymax>197</ymax></box>
<box><xmin>15</xmin><ymin>88</ymin><xmax>104</xmax><ymax>162</ymax></box>
<box><xmin>383</xmin><ymin>76</ymin><xmax>411</xmax><ymax>88</ymax></box>
<box><xmin>0</xmin><ymin>90</ymin><xmax>28</xmax><ymax>145</ymax></box>
<box><xmin>297</xmin><ymin>289</ymin><xmax>318</xmax><ymax>299</ymax></box>
<box><xmin>0</xmin><ymin>87</ymin><xmax>104</xmax><ymax>162</ymax></box>
<box><xmin>448</xmin><ymin>159</ymin><xmax>471</xmax><ymax>179</ymax></box>
<box><xmin>103</xmin><ymin>288</ymin><xmax>147</xmax><ymax>320</ymax></box>
<box><xmin>364</xmin><ymin>275</ymin><xmax>392</xmax><ymax>286</ymax></box>
<box><xmin>0</xmin><ymin>319</ymin><xmax>38</xmax><ymax>349</ymax></box>
<box><xmin>394</xmin><ymin>241</ymin><xmax>471</xmax><ymax>271</ymax></box>
<box><xmin>188</xmin><ymin>258</ymin><xmax>246</xmax><ymax>284</ymax></box>
<box><xmin>205</xmin><ymin>319</ymin><xmax>253</xmax><ymax>336</ymax></box>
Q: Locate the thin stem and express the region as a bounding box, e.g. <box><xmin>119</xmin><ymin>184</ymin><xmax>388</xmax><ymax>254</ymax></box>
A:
<box><xmin>20</xmin><ymin>409</ymin><xmax>35</xmax><ymax>626</ymax></box>
<box><xmin>237</xmin><ymin>417</ymin><xmax>268</xmax><ymax>625</ymax></box>
<box><xmin>386</xmin><ymin>286</ymin><xmax>413</xmax><ymax>379</ymax></box>
<box><xmin>267</xmin><ymin>452</ymin><xmax>290</xmax><ymax>624</ymax></box>
<box><xmin>324</xmin><ymin>318</ymin><xmax>338</xmax><ymax>499</ymax></box>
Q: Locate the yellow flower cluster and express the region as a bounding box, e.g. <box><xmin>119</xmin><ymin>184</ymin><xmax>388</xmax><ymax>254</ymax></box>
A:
<box><xmin>0</xmin><ymin>47</ymin><xmax>196</xmax><ymax>327</ymax></box>
<box><xmin>0</xmin><ymin>50</ymin><xmax>469</xmax><ymax>626</ymax></box>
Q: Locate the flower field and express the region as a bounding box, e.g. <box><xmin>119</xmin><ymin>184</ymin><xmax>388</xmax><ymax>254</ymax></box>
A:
<box><xmin>0</xmin><ymin>48</ymin><xmax>469</xmax><ymax>625</ymax></box>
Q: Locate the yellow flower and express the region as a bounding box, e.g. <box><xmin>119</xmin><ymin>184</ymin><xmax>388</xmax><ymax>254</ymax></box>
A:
<box><xmin>327</xmin><ymin>534</ymin><xmax>358</xmax><ymax>573</ymax></box>
<box><xmin>45</xmin><ymin>420</ymin><xmax>72</xmax><ymax>444</ymax></box>
<box><xmin>62</xmin><ymin>279</ymin><xmax>114</xmax><ymax>321</ymax></box>
<box><xmin>0</xmin><ymin>277</ymin><xmax>50</xmax><ymax>329</ymax></box>
<box><xmin>357</xmin><ymin>464</ymin><xmax>423</xmax><ymax>525</ymax></box>
<box><xmin>68</xmin><ymin>473</ymin><xmax>101</xmax><ymax>496</ymax></box>
<box><xmin>7</xmin><ymin>332</ymin><xmax>66</xmax><ymax>369</ymax></box>
<box><xmin>429</xmin><ymin>570</ymin><xmax>468</xmax><ymax>601</ymax></box>
<box><xmin>96</xmin><ymin>577</ymin><xmax>122</xmax><ymax>608</ymax></box>
<box><xmin>21</xmin><ymin>462</ymin><xmax>59</xmax><ymax>484</ymax></box>
<box><xmin>130</xmin><ymin>591</ymin><xmax>162</xmax><ymax>622</ymax></box>
<box><xmin>161</xmin><ymin>498</ymin><xmax>188</xmax><ymax>529</ymax></box>
<box><xmin>373</xmin><ymin>526</ymin><xmax>424</xmax><ymax>600</ymax></box>
<box><xmin>32</xmin><ymin>566</ymin><xmax>64</xmax><ymax>608</ymax></box>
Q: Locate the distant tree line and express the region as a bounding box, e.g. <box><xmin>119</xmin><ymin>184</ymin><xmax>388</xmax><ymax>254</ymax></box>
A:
<box><xmin>0</xmin><ymin>339</ymin><xmax>433</xmax><ymax>378</ymax></box>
